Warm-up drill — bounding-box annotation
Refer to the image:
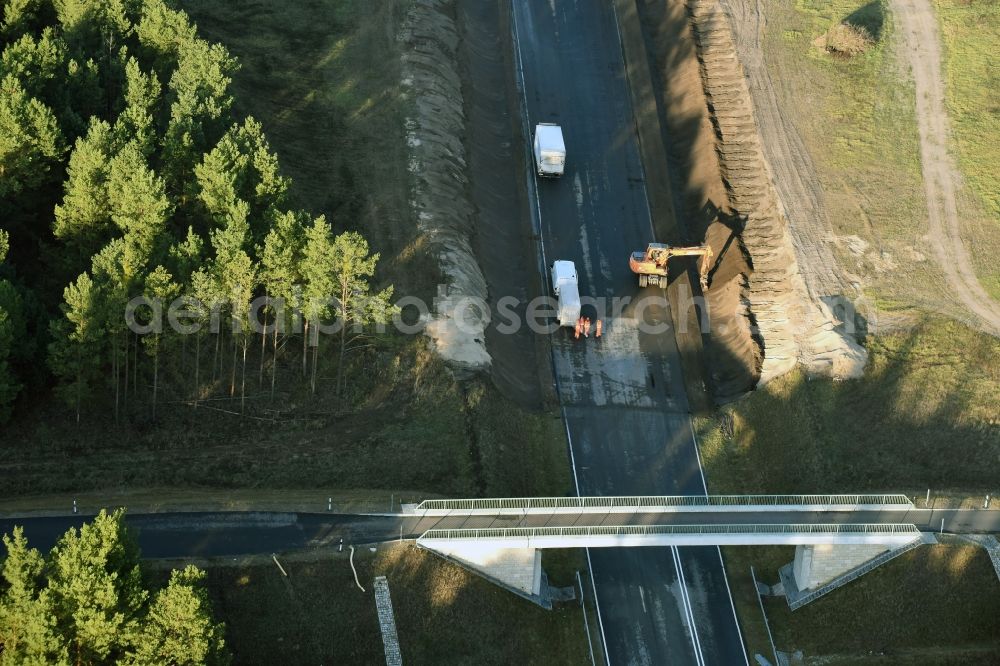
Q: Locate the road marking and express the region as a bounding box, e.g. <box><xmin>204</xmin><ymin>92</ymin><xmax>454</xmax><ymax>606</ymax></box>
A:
<box><xmin>639</xmin><ymin>586</ymin><xmax>647</xmax><ymax>613</ymax></box>
<box><xmin>688</xmin><ymin>415</ymin><xmax>710</xmax><ymax>496</ymax></box>
<box><xmin>672</xmin><ymin>546</ymin><xmax>705</xmax><ymax>666</ymax></box>
<box><xmin>718</xmin><ymin>547</ymin><xmax>751</xmax><ymax>666</ymax></box>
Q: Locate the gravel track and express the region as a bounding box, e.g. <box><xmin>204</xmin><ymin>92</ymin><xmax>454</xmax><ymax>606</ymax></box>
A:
<box><xmin>890</xmin><ymin>0</ymin><xmax>1000</xmax><ymax>335</ymax></box>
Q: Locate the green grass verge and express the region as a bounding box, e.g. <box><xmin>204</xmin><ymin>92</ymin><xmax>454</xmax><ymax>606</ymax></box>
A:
<box><xmin>724</xmin><ymin>544</ymin><xmax>1000</xmax><ymax>665</ymax></box>
<box><xmin>698</xmin><ymin>317</ymin><xmax>999</xmax><ymax>493</ymax></box>
<box><xmin>192</xmin><ymin>544</ymin><xmax>589</xmax><ymax>666</ymax></box>
<box><xmin>1</xmin><ymin>340</ymin><xmax>570</xmax><ymax>501</ymax></box>
<box><xmin>934</xmin><ymin>0</ymin><xmax>1000</xmax><ymax>299</ymax></box>
<box><xmin>699</xmin><ymin>319</ymin><xmax>1000</xmax><ymax>661</ymax></box>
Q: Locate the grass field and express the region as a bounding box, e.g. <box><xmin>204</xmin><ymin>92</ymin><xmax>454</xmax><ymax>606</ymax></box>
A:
<box><xmin>934</xmin><ymin>0</ymin><xmax>1000</xmax><ymax>299</ymax></box>
<box><xmin>706</xmin><ymin>2</ymin><xmax>1000</xmax><ymax>659</ymax></box>
<box><xmin>762</xmin><ymin>0</ymin><xmax>972</xmax><ymax>315</ymax></box>
<box><xmin>161</xmin><ymin>544</ymin><xmax>590</xmax><ymax>666</ymax></box>
<box><xmin>698</xmin><ymin>317</ymin><xmax>1000</xmax><ymax>661</ymax></box>
<box><xmin>724</xmin><ymin>544</ymin><xmax>1000</xmax><ymax>665</ymax></box>
<box><xmin>697</xmin><ymin>317</ymin><xmax>999</xmax><ymax>494</ymax></box>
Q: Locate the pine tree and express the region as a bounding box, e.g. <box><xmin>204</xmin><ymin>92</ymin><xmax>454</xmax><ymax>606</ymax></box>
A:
<box><xmin>1</xmin><ymin>515</ymin><xmax>229</xmax><ymax>666</ymax></box>
<box><xmin>0</xmin><ymin>28</ymin><xmax>69</xmax><ymax>105</ymax></box>
<box><xmin>260</xmin><ymin>210</ymin><xmax>305</xmax><ymax>397</ymax></box>
<box><xmin>301</xmin><ymin>215</ymin><xmax>334</xmax><ymax>393</ymax></box>
<box><xmin>122</xmin><ymin>566</ymin><xmax>227</xmax><ymax>666</ymax></box>
<box><xmin>0</xmin><ymin>74</ymin><xmax>65</xmax><ymax>198</ymax></box>
<box><xmin>328</xmin><ymin>231</ymin><xmax>396</xmax><ymax>399</ymax></box>
<box><xmin>46</xmin><ymin>508</ymin><xmax>147</xmax><ymax>666</ymax></box>
<box><xmin>54</xmin><ymin>0</ymin><xmax>131</xmax><ymax>63</ymax></box>
<box><xmin>112</xmin><ymin>56</ymin><xmax>161</xmax><ymax>156</ymax></box>
<box><xmin>1</xmin><ymin>0</ymin><xmax>47</xmax><ymax>41</ymax></box>
<box><xmin>53</xmin><ymin>118</ymin><xmax>115</xmax><ymax>270</ymax></box>
<box><xmin>189</xmin><ymin>266</ymin><xmax>220</xmax><ymax>404</ymax></box>
<box><xmin>161</xmin><ymin>37</ymin><xmax>237</xmax><ymax>196</ymax></box>
<box><xmin>196</xmin><ymin>117</ymin><xmax>289</xmax><ymax>242</ymax></box>
<box><xmin>0</xmin><ymin>528</ymin><xmax>69</xmax><ymax>665</ymax></box>
<box><xmin>208</xmin><ymin>201</ymin><xmax>256</xmax><ymax>411</ymax></box>
<box><xmin>133</xmin><ymin>0</ymin><xmax>196</xmax><ymax>78</ymax></box>
<box><xmin>47</xmin><ymin>271</ymin><xmax>103</xmax><ymax>423</ymax></box>
<box><xmin>141</xmin><ymin>265</ymin><xmax>178</xmax><ymax>419</ymax></box>
<box><xmin>91</xmin><ymin>239</ymin><xmax>132</xmax><ymax>422</ymax></box>
<box><xmin>107</xmin><ymin>141</ymin><xmax>171</xmax><ymax>264</ymax></box>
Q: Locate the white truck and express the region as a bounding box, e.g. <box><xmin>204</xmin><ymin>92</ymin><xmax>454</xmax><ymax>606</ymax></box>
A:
<box><xmin>550</xmin><ymin>260</ymin><xmax>581</xmax><ymax>327</ymax></box>
<box><xmin>533</xmin><ymin>123</ymin><xmax>566</xmax><ymax>177</ymax></box>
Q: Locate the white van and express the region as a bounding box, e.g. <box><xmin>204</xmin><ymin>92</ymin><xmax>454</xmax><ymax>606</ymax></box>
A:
<box><xmin>533</xmin><ymin>123</ymin><xmax>566</xmax><ymax>177</ymax></box>
<box><xmin>550</xmin><ymin>260</ymin><xmax>581</xmax><ymax>327</ymax></box>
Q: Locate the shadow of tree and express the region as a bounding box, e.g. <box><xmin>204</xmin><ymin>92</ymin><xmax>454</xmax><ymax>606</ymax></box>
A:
<box><xmin>845</xmin><ymin>0</ymin><xmax>886</xmax><ymax>41</ymax></box>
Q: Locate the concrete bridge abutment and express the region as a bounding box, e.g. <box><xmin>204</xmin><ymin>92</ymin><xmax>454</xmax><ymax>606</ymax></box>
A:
<box><xmin>792</xmin><ymin>543</ymin><xmax>890</xmax><ymax>591</ymax></box>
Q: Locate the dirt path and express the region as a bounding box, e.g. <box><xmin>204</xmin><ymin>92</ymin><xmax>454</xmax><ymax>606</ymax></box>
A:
<box><xmin>891</xmin><ymin>0</ymin><xmax>1000</xmax><ymax>335</ymax></box>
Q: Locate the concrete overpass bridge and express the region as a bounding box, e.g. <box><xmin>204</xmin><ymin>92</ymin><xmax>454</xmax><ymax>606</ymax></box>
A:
<box><xmin>4</xmin><ymin>494</ymin><xmax>994</xmax><ymax>613</ymax></box>
<box><xmin>400</xmin><ymin>494</ymin><xmax>990</xmax><ymax>610</ymax></box>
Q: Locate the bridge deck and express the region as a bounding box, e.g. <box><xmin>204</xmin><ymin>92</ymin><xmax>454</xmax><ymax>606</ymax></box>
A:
<box><xmin>416</xmin><ymin>523</ymin><xmax>923</xmax><ymax>547</ymax></box>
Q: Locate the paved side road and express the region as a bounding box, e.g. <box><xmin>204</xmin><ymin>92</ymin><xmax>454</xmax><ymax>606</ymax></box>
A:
<box><xmin>0</xmin><ymin>513</ymin><xmax>399</xmax><ymax>559</ymax></box>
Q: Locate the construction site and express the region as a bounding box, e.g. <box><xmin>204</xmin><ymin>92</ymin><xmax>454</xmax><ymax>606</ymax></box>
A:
<box><xmin>403</xmin><ymin>0</ymin><xmax>1000</xmax><ymax>662</ymax></box>
<box><xmin>0</xmin><ymin>0</ymin><xmax>997</xmax><ymax>663</ymax></box>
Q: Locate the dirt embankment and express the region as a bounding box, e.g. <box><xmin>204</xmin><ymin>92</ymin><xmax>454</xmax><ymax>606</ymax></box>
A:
<box><xmin>686</xmin><ymin>0</ymin><xmax>868</xmax><ymax>383</ymax></box>
<box><xmin>634</xmin><ymin>0</ymin><xmax>760</xmax><ymax>399</ymax></box>
<box><xmin>717</xmin><ymin>0</ymin><xmax>853</xmax><ymax>303</ymax></box>
<box><xmin>400</xmin><ymin>0</ymin><xmax>491</xmax><ymax>374</ymax></box>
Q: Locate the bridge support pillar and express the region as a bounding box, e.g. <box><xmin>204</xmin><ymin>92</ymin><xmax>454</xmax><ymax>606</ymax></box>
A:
<box><xmin>419</xmin><ymin>542</ymin><xmax>543</xmax><ymax>600</ymax></box>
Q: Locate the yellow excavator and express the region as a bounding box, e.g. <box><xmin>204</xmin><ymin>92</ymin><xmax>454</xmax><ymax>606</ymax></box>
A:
<box><xmin>629</xmin><ymin>243</ymin><xmax>714</xmax><ymax>289</ymax></box>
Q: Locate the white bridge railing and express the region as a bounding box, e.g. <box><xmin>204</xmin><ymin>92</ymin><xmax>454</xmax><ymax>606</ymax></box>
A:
<box><xmin>417</xmin><ymin>523</ymin><xmax>922</xmax><ymax>548</ymax></box>
<box><xmin>412</xmin><ymin>494</ymin><xmax>914</xmax><ymax>515</ymax></box>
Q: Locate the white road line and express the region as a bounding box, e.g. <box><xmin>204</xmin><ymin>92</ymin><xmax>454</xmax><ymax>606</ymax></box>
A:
<box><xmin>639</xmin><ymin>586</ymin><xmax>647</xmax><ymax>614</ymax></box>
<box><xmin>562</xmin><ymin>406</ymin><xmax>581</xmax><ymax>496</ymax></box>
<box><xmin>689</xmin><ymin>415</ymin><xmax>710</xmax><ymax>496</ymax></box>
<box><xmin>720</xmin><ymin>547</ymin><xmax>752</xmax><ymax>666</ymax></box>
<box><xmin>672</xmin><ymin>546</ymin><xmax>705</xmax><ymax>666</ymax></box>
<box><xmin>585</xmin><ymin>548</ymin><xmax>612</xmax><ymax>666</ymax></box>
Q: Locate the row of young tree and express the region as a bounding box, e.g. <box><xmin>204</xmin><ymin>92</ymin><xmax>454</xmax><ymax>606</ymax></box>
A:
<box><xmin>0</xmin><ymin>0</ymin><xmax>395</xmax><ymax>425</ymax></box>
<box><xmin>0</xmin><ymin>510</ymin><xmax>227</xmax><ymax>665</ymax></box>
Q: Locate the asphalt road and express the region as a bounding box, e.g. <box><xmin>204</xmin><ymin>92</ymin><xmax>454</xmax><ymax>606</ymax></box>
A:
<box><xmin>510</xmin><ymin>1</ymin><xmax>746</xmax><ymax>663</ymax></box>
<box><xmin>0</xmin><ymin>513</ymin><xmax>400</xmax><ymax>559</ymax></box>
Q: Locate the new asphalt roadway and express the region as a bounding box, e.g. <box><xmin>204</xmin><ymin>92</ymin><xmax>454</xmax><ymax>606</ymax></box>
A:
<box><xmin>511</xmin><ymin>0</ymin><xmax>749</xmax><ymax>662</ymax></box>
